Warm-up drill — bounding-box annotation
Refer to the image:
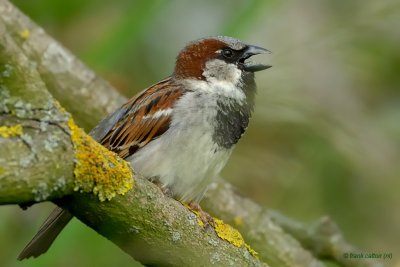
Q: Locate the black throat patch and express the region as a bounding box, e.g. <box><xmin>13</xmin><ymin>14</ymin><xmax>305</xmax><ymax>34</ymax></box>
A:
<box><xmin>213</xmin><ymin>99</ymin><xmax>251</xmax><ymax>149</ymax></box>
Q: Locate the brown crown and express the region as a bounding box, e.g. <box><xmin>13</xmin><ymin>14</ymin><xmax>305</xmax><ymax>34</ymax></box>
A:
<box><xmin>173</xmin><ymin>38</ymin><xmax>229</xmax><ymax>80</ymax></box>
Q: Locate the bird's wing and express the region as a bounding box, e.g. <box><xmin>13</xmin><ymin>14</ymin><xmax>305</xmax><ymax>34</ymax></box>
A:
<box><xmin>95</xmin><ymin>77</ymin><xmax>184</xmax><ymax>159</ymax></box>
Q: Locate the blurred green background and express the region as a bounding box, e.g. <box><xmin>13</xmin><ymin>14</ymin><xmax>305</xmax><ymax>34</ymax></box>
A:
<box><xmin>1</xmin><ymin>0</ymin><xmax>399</xmax><ymax>266</ymax></box>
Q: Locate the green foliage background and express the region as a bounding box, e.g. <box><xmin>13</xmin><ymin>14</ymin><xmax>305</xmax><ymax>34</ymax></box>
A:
<box><xmin>1</xmin><ymin>0</ymin><xmax>399</xmax><ymax>266</ymax></box>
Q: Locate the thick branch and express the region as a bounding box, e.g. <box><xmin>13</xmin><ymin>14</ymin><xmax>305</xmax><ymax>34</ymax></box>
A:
<box><xmin>0</xmin><ymin>1</ymin><xmax>384</xmax><ymax>267</ymax></box>
<box><xmin>267</xmin><ymin>210</ymin><xmax>383</xmax><ymax>267</ymax></box>
<box><xmin>0</xmin><ymin>0</ymin><xmax>125</xmax><ymax>131</ymax></box>
<box><xmin>203</xmin><ymin>182</ymin><xmax>324</xmax><ymax>267</ymax></box>
<box><xmin>63</xmin><ymin>178</ymin><xmax>265</xmax><ymax>267</ymax></box>
<box><xmin>203</xmin><ymin>181</ymin><xmax>384</xmax><ymax>267</ymax></box>
<box><xmin>0</xmin><ymin>3</ymin><xmax>265</xmax><ymax>266</ymax></box>
<box><xmin>0</xmin><ymin>22</ymin><xmax>75</xmax><ymax>204</ymax></box>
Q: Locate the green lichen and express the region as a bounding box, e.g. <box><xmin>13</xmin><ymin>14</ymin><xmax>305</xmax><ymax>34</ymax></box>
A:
<box><xmin>171</xmin><ymin>231</ymin><xmax>181</xmax><ymax>242</ymax></box>
<box><xmin>44</xmin><ymin>134</ymin><xmax>60</xmax><ymax>152</ymax></box>
<box><xmin>0</xmin><ymin>124</ymin><xmax>23</xmax><ymax>138</ymax></box>
<box><xmin>32</xmin><ymin>182</ymin><xmax>50</xmax><ymax>202</ymax></box>
<box><xmin>68</xmin><ymin>118</ymin><xmax>133</xmax><ymax>201</ymax></box>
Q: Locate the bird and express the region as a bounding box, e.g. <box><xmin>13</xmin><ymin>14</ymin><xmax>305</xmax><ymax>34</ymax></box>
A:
<box><xmin>18</xmin><ymin>36</ymin><xmax>271</xmax><ymax>260</ymax></box>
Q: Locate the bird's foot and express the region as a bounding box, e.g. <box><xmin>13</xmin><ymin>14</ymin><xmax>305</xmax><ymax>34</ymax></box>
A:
<box><xmin>188</xmin><ymin>201</ymin><xmax>214</xmax><ymax>227</ymax></box>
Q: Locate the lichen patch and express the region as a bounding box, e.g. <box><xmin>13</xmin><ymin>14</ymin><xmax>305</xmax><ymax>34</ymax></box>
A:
<box><xmin>214</xmin><ymin>218</ymin><xmax>244</xmax><ymax>247</ymax></box>
<box><xmin>19</xmin><ymin>29</ymin><xmax>30</xmax><ymax>40</ymax></box>
<box><xmin>68</xmin><ymin>118</ymin><xmax>133</xmax><ymax>201</ymax></box>
<box><xmin>245</xmin><ymin>244</ymin><xmax>259</xmax><ymax>259</ymax></box>
<box><xmin>214</xmin><ymin>218</ymin><xmax>259</xmax><ymax>258</ymax></box>
<box><xmin>233</xmin><ymin>216</ymin><xmax>243</xmax><ymax>226</ymax></box>
<box><xmin>0</xmin><ymin>124</ymin><xmax>23</xmax><ymax>138</ymax></box>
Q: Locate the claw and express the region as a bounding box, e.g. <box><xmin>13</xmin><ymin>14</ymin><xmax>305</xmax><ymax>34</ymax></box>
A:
<box><xmin>188</xmin><ymin>202</ymin><xmax>214</xmax><ymax>227</ymax></box>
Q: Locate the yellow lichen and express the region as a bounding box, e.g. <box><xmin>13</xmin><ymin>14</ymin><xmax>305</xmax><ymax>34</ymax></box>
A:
<box><xmin>183</xmin><ymin>203</ymin><xmax>260</xmax><ymax>259</ymax></box>
<box><xmin>53</xmin><ymin>100</ymin><xmax>67</xmax><ymax>113</ymax></box>
<box><xmin>183</xmin><ymin>203</ymin><xmax>206</xmax><ymax>227</ymax></box>
<box><xmin>214</xmin><ymin>218</ymin><xmax>259</xmax><ymax>258</ymax></box>
<box><xmin>234</xmin><ymin>216</ymin><xmax>243</xmax><ymax>226</ymax></box>
<box><xmin>19</xmin><ymin>29</ymin><xmax>30</xmax><ymax>39</ymax></box>
<box><xmin>0</xmin><ymin>124</ymin><xmax>23</xmax><ymax>138</ymax></box>
<box><xmin>245</xmin><ymin>244</ymin><xmax>259</xmax><ymax>258</ymax></box>
<box><xmin>68</xmin><ymin>118</ymin><xmax>133</xmax><ymax>201</ymax></box>
<box><xmin>197</xmin><ymin>218</ymin><xmax>205</xmax><ymax>227</ymax></box>
<box><xmin>214</xmin><ymin>218</ymin><xmax>244</xmax><ymax>247</ymax></box>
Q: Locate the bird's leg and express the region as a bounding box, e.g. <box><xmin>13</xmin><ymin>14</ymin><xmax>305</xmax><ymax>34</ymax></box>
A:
<box><xmin>151</xmin><ymin>178</ymin><xmax>213</xmax><ymax>226</ymax></box>
<box><xmin>188</xmin><ymin>201</ymin><xmax>214</xmax><ymax>227</ymax></box>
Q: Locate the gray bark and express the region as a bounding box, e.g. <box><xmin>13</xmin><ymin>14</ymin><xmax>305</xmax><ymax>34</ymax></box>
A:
<box><xmin>0</xmin><ymin>1</ymin><xmax>384</xmax><ymax>267</ymax></box>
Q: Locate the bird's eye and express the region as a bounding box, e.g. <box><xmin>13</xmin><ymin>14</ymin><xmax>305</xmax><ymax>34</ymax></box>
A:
<box><xmin>222</xmin><ymin>48</ymin><xmax>234</xmax><ymax>58</ymax></box>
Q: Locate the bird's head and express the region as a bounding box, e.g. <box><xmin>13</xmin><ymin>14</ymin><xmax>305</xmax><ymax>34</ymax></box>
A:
<box><xmin>173</xmin><ymin>36</ymin><xmax>271</xmax><ymax>84</ymax></box>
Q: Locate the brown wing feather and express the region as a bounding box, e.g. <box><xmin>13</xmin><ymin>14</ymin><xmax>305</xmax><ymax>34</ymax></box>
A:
<box><xmin>100</xmin><ymin>77</ymin><xmax>184</xmax><ymax>159</ymax></box>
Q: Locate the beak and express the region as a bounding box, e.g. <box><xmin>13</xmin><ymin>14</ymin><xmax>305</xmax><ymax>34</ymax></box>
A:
<box><xmin>240</xmin><ymin>45</ymin><xmax>272</xmax><ymax>72</ymax></box>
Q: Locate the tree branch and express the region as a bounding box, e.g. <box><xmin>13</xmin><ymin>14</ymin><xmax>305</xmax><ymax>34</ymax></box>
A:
<box><xmin>0</xmin><ymin>2</ymin><xmax>266</xmax><ymax>266</ymax></box>
<box><xmin>0</xmin><ymin>1</ymin><xmax>384</xmax><ymax>267</ymax></box>
<box><xmin>0</xmin><ymin>22</ymin><xmax>75</xmax><ymax>205</ymax></box>
<box><xmin>0</xmin><ymin>0</ymin><xmax>125</xmax><ymax>131</ymax></box>
<box><xmin>203</xmin><ymin>182</ymin><xmax>324</xmax><ymax>267</ymax></box>
<box><xmin>266</xmin><ymin>210</ymin><xmax>382</xmax><ymax>267</ymax></box>
<box><xmin>203</xmin><ymin>181</ymin><xmax>384</xmax><ymax>267</ymax></box>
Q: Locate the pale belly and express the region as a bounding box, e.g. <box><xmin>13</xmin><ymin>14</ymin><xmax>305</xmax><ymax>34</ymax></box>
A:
<box><xmin>127</xmin><ymin>90</ymin><xmax>241</xmax><ymax>202</ymax></box>
<box><xmin>128</xmin><ymin>125</ymin><xmax>231</xmax><ymax>202</ymax></box>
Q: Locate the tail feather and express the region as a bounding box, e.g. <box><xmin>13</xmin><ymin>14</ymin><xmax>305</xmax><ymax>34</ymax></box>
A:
<box><xmin>18</xmin><ymin>207</ymin><xmax>73</xmax><ymax>260</ymax></box>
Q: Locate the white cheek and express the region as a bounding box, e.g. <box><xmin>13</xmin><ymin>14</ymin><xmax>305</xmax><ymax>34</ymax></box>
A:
<box><xmin>203</xmin><ymin>59</ymin><xmax>242</xmax><ymax>85</ymax></box>
<box><xmin>185</xmin><ymin>59</ymin><xmax>246</xmax><ymax>102</ymax></box>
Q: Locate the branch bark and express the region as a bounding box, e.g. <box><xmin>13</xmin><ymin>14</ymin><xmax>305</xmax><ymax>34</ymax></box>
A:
<box><xmin>0</xmin><ymin>4</ymin><xmax>265</xmax><ymax>266</ymax></box>
<box><xmin>203</xmin><ymin>182</ymin><xmax>384</xmax><ymax>267</ymax></box>
<box><xmin>0</xmin><ymin>0</ymin><xmax>125</xmax><ymax>132</ymax></box>
<box><xmin>0</xmin><ymin>19</ymin><xmax>75</xmax><ymax>205</ymax></box>
<box><xmin>0</xmin><ymin>1</ymin><xmax>385</xmax><ymax>267</ymax></box>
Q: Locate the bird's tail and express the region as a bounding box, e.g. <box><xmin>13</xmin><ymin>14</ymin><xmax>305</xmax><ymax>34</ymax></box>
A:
<box><xmin>18</xmin><ymin>207</ymin><xmax>73</xmax><ymax>260</ymax></box>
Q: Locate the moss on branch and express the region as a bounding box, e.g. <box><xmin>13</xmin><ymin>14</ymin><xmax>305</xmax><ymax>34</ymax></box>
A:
<box><xmin>0</xmin><ymin>1</ymin><xmax>382</xmax><ymax>266</ymax></box>
<box><xmin>68</xmin><ymin>118</ymin><xmax>133</xmax><ymax>201</ymax></box>
<box><xmin>0</xmin><ymin>2</ymin><xmax>267</xmax><ymax>265</ymax></box>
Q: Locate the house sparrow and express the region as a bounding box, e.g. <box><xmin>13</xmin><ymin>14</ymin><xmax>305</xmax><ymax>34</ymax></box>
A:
<box><xmin>18</xmin><ymin>36</ymin><xmax>271</xmax><ymax>260</ymax></box>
